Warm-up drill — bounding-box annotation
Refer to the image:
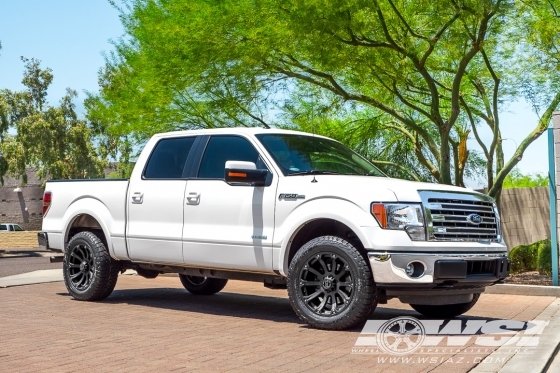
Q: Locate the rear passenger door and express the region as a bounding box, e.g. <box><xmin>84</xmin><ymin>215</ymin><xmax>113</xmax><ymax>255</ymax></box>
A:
<box><xmin>126</xmin><ymin>136</ymin><xmax>197</xmax><ymax>264</ymax></box>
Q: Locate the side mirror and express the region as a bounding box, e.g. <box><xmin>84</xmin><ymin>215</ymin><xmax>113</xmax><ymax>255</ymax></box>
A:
<box><xmin>224</xmin><ymin>161</ymin><xmax>268</xmax><ymax>186</ymax></box>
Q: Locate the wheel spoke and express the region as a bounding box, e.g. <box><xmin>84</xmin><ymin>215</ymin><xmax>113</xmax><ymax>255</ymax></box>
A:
<box><xmin>304</xmin><ymin>290</ymin><xmax>322</xmax><ymax>302</ymax></box>
<box><xmin>70</xmin><ymin>272</ymin><xmax>82</xmax><ymax>280</ymax></box>
<box><xmin>336</xmin><ymin>289</ymin><xmax>350</xmax><ymax>302</ymax></box>
<box><xmin>338</xmin><ymin>281</ymin><xmax>353</xmax><ymax>287</ymax></box>
<box><xmin>300</xmin><ymin>280</ymin><xmax>321</xmax><ymax>286</ymax></box>
<box><xmin>315</xmin><ymin>296</ymin><xmax>328</xmax><ymax>312</ymax></box>
<box><xmin>68</xmin><ymin>264</ymin><xmax>80</xmax><ymax>268</ymax></box>
<box><xmin>306</xmin><ymin>267</ymin><xmax>322</xmax><ymax>278</ymax></box>
<box><xmin>331</xmin><ymin>294</ymin><xmax>337</xmax><ymax>313</ymax></box>
<box><xmin>317</xmin><ymin>257</ymin><xmax>328</xmax><ymax>274</ymax></box>
<box><xmin>71</xmin><ymin>250</ymin><xmax>83</xmax><ymax>261</ymax></box>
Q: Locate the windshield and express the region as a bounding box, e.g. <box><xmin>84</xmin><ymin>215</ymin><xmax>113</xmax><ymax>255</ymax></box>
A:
<box><xmin>255</xmin><ymin>134</ymin><xmax>386</xmax><ymax>177</ymax></box>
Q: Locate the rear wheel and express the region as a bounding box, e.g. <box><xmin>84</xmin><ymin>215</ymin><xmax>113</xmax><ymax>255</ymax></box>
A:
<box><xmin>179</xmin><ymin>275</ymin><xmax>228</xmax><ymax>295</ymax></box>
<box><xmin>63</xmin><ymin>231</ymin><xmax>119</xmax><ymax>301</ymax></box>
<box><xmin>410</xmin><ymin>293</ymin><xmax>481</xmax><ymax>318</ymax></box>
<box><xmin>287</xmin><ymin>236</ymin><xmax>377</xmax><ymax>330</ymax></box>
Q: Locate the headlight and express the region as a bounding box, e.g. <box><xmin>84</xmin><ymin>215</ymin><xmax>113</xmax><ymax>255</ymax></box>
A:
<box><xmin>371</xmin><ymin>203</ymin><xmax>425</xmax><ymax>241</ymax></box>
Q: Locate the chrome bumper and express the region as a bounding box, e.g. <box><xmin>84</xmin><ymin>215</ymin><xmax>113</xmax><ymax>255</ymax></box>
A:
<box><xmin>368</xmin><ymin>252</ymin><xmax>510</xmax><ymax>286</ymax></box>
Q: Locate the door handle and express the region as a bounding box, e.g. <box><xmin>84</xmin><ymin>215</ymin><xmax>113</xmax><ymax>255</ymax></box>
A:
<box><xmin>186</xmin><ymin>192</ymin><xmax>200</xmax><ymax>205</ymax></box>
<box><xmin>131</xmin><ymin>192</ymin><xmax>144</xmax><ymax>204</ymax></box>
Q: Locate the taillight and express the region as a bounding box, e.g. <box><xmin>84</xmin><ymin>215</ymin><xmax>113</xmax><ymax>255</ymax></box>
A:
<box><xmin>43</xmin><ymin>191</ymin><xmax>52</xmax><ymax>216</ymax></box>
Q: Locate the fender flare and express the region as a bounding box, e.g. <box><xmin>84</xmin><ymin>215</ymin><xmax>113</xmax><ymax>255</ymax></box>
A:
<box><xmin>60</xmin><ymin>196</ymin><xmax>119</xmax><ymax>259</ymax></box>
<box><xmin>275</xmin><ymin>198</ymin><xmax>377</xmax><ymax>276</ymax></box>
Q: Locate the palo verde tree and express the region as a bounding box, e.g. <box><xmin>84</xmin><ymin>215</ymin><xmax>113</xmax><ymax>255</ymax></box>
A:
<box><xmin>0</xmin><ymin>57</ymin><xmax>106</xmax><ymax>185</ymax></box>
<box><xmin>87</xmin><ymin>0</ymin><xmax>560</xmax><ymax>199</ymax></box>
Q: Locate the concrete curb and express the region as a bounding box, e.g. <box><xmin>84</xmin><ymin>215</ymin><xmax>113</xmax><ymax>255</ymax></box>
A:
<box><xmin>0</xmin><ymin>250</ymin><xmax>54</xmax><ymax>258</ymax></box>
<box><xmin>469</xmin><ymin>298</ymin><xmax>560</xmax><ymax>373</ymax></box>
<box><xmin>0</xmin><ymin>269</ymin><xmax>63</xmax><ymax>288</ymax></box>
<box><xmin>485</xmin><ymin>284</ymin><xmax>560</xmax><ymax>297</ymax></box>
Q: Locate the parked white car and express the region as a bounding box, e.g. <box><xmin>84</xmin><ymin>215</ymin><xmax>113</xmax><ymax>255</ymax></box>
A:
<box><xmin>38</xmin><ymin>128</ymin><xmax>509</xmax><ymax>329</ymax></box>
<box><xmin>0</xmin><ymin>223</ymin><xmax>24</xmax><ymax>232</ymax></box>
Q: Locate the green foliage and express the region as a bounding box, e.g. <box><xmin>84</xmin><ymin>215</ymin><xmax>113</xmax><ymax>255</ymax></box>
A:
<box><xmin>509</xmin><ymin>244</ymin><xmax>539</xmax><ymax>273</ymax></box>
<box><xmin>537</xmin><ymin>239</ymin><xmax>552</xmax><ymax>276</ymax></box>
<box><xmin>0</xmin><ymin>58</ymin><xmax>106</xmax><ymax>184</ymax></box>
<box><xmin>502</xmin><ymin>169</ymin><xmax>549</xmax><ymax>189</ymax></box>
<box><xmin>87</xmin><ymin>0</ymin><xmax>560</xmax><ymax>194</ymax></box>
<box><xmin>510</xmin><ymin>239</ymin><xmax>554</xmax><ymax>275</ymax></box>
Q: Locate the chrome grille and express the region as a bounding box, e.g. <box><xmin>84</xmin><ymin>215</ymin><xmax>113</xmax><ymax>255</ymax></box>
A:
<box><xmin>420</xmin><ymin>191</ymin><xmax>500</xmax><ymax>242</ymax></box>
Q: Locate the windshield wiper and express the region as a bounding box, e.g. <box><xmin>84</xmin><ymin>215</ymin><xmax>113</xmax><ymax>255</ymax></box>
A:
<box><xmin>288</xmin><ymin>170</ymin><xmax>342</xmax><ymax>176</ymax></box>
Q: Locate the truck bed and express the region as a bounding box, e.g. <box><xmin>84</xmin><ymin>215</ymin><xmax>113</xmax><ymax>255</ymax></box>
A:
<box><xmin>42</xmin><ymin>179</ymin><xmax>130</xmax><ymax>255</ymax></box>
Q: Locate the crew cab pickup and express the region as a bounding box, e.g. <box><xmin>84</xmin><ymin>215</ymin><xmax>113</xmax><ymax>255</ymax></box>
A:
<box><xmin>38</xmin><ymin>128</ymin><xmax>509</xmax><ymax>330</ymax></box>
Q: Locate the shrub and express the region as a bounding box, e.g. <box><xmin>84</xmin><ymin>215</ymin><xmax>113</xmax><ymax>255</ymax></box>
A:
<box><xmin>509</xmin><ymin>244</ymin><xmax>538</xmax><ymax>273</ymax></box>
<box><xmin>510</xmin><ymin>239</ymin><xmax>556</xmax><ymax>275</ymax></box>
<box><xmin>537</xmin><ymin>239</ymin><xmax>552</xmax><ymax>275</ymax></box>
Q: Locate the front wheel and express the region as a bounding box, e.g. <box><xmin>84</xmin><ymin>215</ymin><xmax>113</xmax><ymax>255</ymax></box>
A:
<box><xmin>63</xmin><ymin>231</ymin><xmax>120</xmax><ymax>301</ymax></box>
<box><xmin>410</xmin><ymin>293</ymin><xmax>481</xmax><ymax>318</ymax></box>
<box><xmin>179</xmin><ymin>275</ymin><xmax>228</xmax><ymax>295</ymax></box>
<box><xmin>287</xmin><ymin>236</ymin><xmax>377</xmax><ymax>330</ymax></box>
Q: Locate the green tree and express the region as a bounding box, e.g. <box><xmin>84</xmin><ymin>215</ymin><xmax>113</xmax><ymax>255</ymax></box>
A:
<box><xmin>87</xmin><ymin>0</ymin><xmax>560</xmax><ymax>198</ymax></box>
<box><xmin>0</xmin><ymin>57</ymin><xmax>106</xmax><ymax>184</ymax></box>
<box><xmin>502</xmin><ymin>168</ymin><xmax>548</xmax><ymax>188</ymax></box>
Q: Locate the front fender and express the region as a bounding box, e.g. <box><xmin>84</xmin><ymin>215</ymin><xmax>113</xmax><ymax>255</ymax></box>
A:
<box><xmin>61</xmin><ymin>196</ymin><xmax>125</xmax><ymax>260</ymax></box>
<box><xmin>274</xmin><ymin>198</ymin><xmax>378</xmax><ymax>276</ymax></box>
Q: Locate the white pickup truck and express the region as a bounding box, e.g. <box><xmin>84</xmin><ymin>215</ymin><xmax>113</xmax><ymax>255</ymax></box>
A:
<box><xmin>38</xmin><ymin>128</ymin><xmax>509</xmax><ymax>329</ymax></box>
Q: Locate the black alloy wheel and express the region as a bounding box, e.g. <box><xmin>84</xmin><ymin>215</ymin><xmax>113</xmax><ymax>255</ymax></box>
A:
<box><xmin>67</xmin><ymin>242</ymin><xmax>95</xmax><ymax>292</ymax></box>
<box><xmin>63</xmin><ymin>231</ymin><xmax>120</xmax><ymax>301</ymax></box>
<box><xmin>298</xmin><ymin>252</ymin><xmax>354</xmax><ymax>316</ymax></box>
<box><xmin>287</xmin><ymin>236</ymin><xmax>377</xmax><ymax>330</ymax></box>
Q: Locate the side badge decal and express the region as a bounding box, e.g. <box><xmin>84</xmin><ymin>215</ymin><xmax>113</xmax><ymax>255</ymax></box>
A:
<box><xmin>279</xmin><ymin>194</ymin><xmax>305</xmax><ymax>201</ymax></box>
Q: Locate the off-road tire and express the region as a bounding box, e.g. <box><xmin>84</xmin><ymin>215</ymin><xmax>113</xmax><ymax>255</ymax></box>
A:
<box><xmin>287</xmin><ymin>236</ymin><xmax>377</xmax><ymax>330</ymax></box>
<box><xmin>410</xmin><ymin>293</ymin><xmax>481</xmax><ymax>318</ymax></box>
<box><xmin>63</xmin><ymin>231</ymin><xmax>120</xmax><ymax>301</ymax></box>
<box><xmin>179</xmin><ymin>275</ymin><xmax>228</xmax><ymax>295</ymax></box>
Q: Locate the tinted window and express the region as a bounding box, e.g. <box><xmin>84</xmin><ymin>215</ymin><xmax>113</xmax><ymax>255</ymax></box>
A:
<box><xmin>144</xmin><ymin>137</ymin><xmax>196</xmax><ymax>179</ymax></box>
<box><xmin>13</xmin><ymin>225</ymin><xmax>24</xmax><ymax>231</ymax></box>
<box><xmin>0</xmin><ymin>225</ymin><xmax>6</xmax><ymax>231</ymax></box>
<box><xmin>198</xmin><ymin>136</ymin><xmax>262</xmax><ymax>179</ymax></box>
<box><xmin>256</xmin><ymin>134</ymin><xmax>385</xmax><ymax>177</ymax></box>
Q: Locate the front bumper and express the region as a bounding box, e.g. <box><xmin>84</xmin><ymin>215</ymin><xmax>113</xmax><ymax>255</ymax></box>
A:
<box><xmin>368</xmin><ymin>252</ymin><xmax>510</xmax><ymax>289</ymax></box>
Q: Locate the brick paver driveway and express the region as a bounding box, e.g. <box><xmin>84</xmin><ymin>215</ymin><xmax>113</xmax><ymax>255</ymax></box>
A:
<box><xmin>0</xmin><ymin>274</ymin><xmax>555</xmax><ymax>373</ymax></box>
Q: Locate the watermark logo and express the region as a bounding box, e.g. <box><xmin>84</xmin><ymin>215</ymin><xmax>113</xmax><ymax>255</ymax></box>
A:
<box><xmin>353</xmin><ymin>317</ymin><xmax>548</xmax><ymax>356</ymax></box>
<box><xmin>376</xmin><ymin>317</ymin><xmax>426</xmax><ymax>355</ymax></box>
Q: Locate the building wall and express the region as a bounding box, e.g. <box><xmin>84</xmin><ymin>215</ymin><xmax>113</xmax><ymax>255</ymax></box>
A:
<box><xmin>0</xmin><ymin>168</ymin><xmax>45</xmax><ymax>231</ymax></box>
<box><xmin>0</xmin><ymin>231</ymin><xmax>41</xmax><ymax>249</ymax></box>
<box><xmin>500</xmin><ymin>187</ymin><xmax>550</xmax><ymax>250</ymax></box>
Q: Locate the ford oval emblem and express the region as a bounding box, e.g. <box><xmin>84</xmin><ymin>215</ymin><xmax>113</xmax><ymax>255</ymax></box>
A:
<box><xmin>466</xmin><ymin>214</ymin><xmax>483</xmax><ymax>225</ymax></box>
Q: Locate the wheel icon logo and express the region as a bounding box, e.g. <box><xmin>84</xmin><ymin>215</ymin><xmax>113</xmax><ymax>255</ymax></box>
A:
<box><xmin>376</xmin><ymin>316</ymin><xmax>426</xmax><ymax>355</ymax></box>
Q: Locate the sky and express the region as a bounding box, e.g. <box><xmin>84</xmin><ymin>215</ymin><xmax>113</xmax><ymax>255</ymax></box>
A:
<box><xmin>0</xmin><ymin>0</ymin><xmax>553</xmax><ymax>188</ymax></box>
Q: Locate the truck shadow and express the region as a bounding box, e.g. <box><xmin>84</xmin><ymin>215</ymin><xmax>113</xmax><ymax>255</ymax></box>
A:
<box><xmin>65</xmin><ymin>287</ymin><xmax>501</xmax><ymax>332</ymax></box>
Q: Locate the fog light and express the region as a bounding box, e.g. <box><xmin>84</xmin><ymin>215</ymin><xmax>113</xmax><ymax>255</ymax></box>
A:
<box><xmin>405</xmin><ymin>261</ymin><xmax>425</xmax><ymax>278</ymax></box>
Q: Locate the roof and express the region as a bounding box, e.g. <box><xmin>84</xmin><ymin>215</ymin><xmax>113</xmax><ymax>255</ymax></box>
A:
<box><xmin>151</xmin><ymin>127</ymin><xmax>333</xmax><ymax>141</ymax></box>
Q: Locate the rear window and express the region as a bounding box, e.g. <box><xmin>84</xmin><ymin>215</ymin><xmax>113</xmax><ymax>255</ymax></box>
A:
<box><xmin>144</xmin><ymin>137</ymin><xmax>196</xmax><ymax>179</ymax></box>
<box><xmin>0</xmin><ymin>225</ymin><xmax>6</xmax><ymax>231</ymax></box>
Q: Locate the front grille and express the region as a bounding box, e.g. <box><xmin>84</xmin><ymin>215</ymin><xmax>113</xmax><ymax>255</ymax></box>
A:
<box><xmin>426</xmin><ymin>197</ymin><xmax>499</xmax><ymax>241</ymax></box>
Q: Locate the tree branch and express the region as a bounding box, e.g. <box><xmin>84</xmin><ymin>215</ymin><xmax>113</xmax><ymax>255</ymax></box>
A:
<box><xmin>488</xmin><ymin>90</ymin><xmax>560</xmax><ymax>197</ymax></box>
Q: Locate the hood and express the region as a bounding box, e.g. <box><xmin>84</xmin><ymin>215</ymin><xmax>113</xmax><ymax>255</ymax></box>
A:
<box><xmin>292</xmin><ymin>175</ymin><xmax>488</xmax><ymax>203</ymax></box>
